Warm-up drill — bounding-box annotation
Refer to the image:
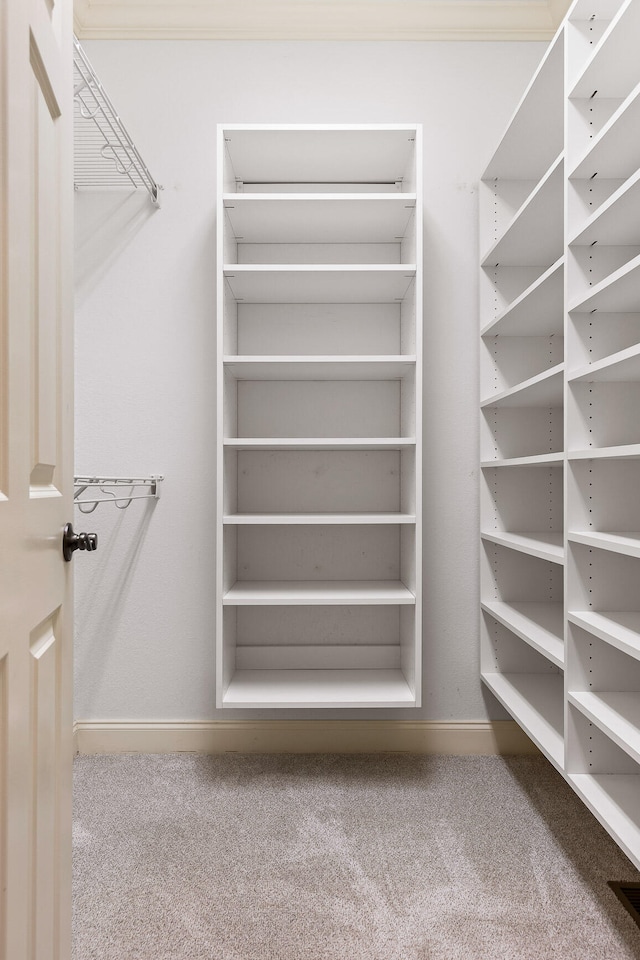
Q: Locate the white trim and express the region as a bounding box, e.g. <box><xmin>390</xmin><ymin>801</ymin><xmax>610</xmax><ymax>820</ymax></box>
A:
<box><xmin>73</xmin><ymin>0</ymin><xmax>571</xmax><ymax>41</ymax></box>
<box><xmin>73</xmin><ymin>719</ymin><xmax>540</xmax><ymax>755</ymax></box>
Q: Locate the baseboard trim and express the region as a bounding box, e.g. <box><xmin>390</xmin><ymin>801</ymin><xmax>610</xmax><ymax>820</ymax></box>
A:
<box><xmin>73</xmin><ymin>719</ymin><xmax>539</xmax><ymax>756</ymax></box>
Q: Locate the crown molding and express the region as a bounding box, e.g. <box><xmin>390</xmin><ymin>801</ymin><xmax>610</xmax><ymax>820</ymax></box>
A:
<box><xmin>74</xmin><ymin>0</ymin><xmax>572</xmax><ymax>41</ymax></box>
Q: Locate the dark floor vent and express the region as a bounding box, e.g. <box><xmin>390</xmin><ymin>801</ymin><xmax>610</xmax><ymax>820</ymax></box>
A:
<box><xmin>608</xmin><ymin>882</ymin><xmax>640</xmax><ymax>928</ymax></box>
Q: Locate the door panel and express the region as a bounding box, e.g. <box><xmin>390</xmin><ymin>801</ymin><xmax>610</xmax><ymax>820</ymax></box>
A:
<box><xmin>0</xmin><ymin>1</ymin><xmax>73</xmax><ymax>959</ymax></box>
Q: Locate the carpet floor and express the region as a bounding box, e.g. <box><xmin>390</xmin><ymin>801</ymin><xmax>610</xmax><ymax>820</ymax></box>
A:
<box><xmin>73</xmin><ymin>754</ymin><xmax>640</xmax><ymax>960</ymax></box>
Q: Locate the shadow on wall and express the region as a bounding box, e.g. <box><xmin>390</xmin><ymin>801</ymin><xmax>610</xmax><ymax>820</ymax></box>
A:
<box><xmin>75</xmin><ymin>190</ymin><xmax>157</xmax><ymax>307</ymax></box>
<box><xmin>74</xmin><ymin>498</ymin><xmax>157</xmax><ymax>706</ymax></box>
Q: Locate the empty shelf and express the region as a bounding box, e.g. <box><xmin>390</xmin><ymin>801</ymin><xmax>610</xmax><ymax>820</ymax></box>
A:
<box><xmin>481</xmin><ymin>155</ymin><xmax>564</xmax><ymax>267</ymax></box>
<box><xmin>224</xmin><ymin>580</ymin><xmax>416</xmax><ymax>605</ymax></box>
<box><xmin>482</xmin><ymin>600</ymin><xmax>564</xmax><ymax>667</ymax></box>
<box><xmin>223</xmin><ymin>356</ymin><xmax>416</xmax><ymax>380</ymax></box>
<box><xmin>224</xmin><ymin>512</ymin><xmax>416</xmax><ymax>525</ymax></box>
<box><xmin>569</xmin><ymin>444</ymin><xmax>640</xmax><ymax>461</ymax></box>
<box><xmin>224</xmin><ymin>265</ymin><xmax>417</xmax><ymax>302</ymax></box>
<box><xmin>570</xmin><ymin>79</ymin><xmax>640</xmax><ymax>180</ymax></box>
<box><xmin>481</xmin><ymin>530</ymin><xmax>564</xmax><ymax>563</ymax></box>
<box><xmin>223</xmin><ymin>126</ymin><xmax>418</xmax><ymax>186</ymax></box>
<box><xmin>568</xmin><ymin>610</ymin><xmax>640</xmax><ymax>660</ymax></box>
<box><xmin>481</xmin><ymin>671</ymin><xmax>565</xmax><ymax>770</ymax></box>
<box><xmin>568</xmin><ymin>530</ymin><xmax>640</xmax><ymax>559</ymax></box>
<box><xmin>224</xmin><ymin>437</ymin><xmax>416</xmax><ymax>451</ymax></box>
<box><xmin>222</xmin><ymin>668</ymin><xmax>416</xmax><ymax>708</ymax></box>
<box><xmin>569</xmin><ymin>251</ymin><xmax>640</xmax><ymax>312</ymax></box>
<box><xmin>481</xmin><ymin>258</ymin><xmax>564</xmax><ymax>337</ymax></box>
<box><xmin>569</xmin><ymin>773</ymin><xmax>640</xmax><ymax>871</ymax></box>
<box><xmin>571</xmin><ymin>0</ymin><xmax>640</xmax><ymax>99</ymax></box>
<box><xmin>570</xmin><ymin>167</ymin><xmax>640</xmax><ymax>246</ymax></box>
<box><xmin>569</xmin><ymin>343</ymin><xmax>640</xmax><ymax>383</ymax></box>
<box><xmin>480</xmin><ymin>364</ymin><xmax>564</xmax><ymax>408</ymax></box>
<box><xmin>481</xmin><ymin>453</ymin><xmax>564</xmax><ymax>468</ymax></box>
<box><xmin>569</xmin><ymin>690</ymin><xmax>640</xmax><ymax>765</ymax></box>
<box><xmin>223</xmin><ymin>194</ymin><xmax>416</xmax><ymax>243</ymax></box>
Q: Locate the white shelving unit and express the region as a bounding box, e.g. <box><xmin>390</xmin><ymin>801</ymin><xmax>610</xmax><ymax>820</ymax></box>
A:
<box><xmin>217</xmin><ymin>124</ymin><xmax>422</xmax><ymax>709</ymax></box>
<box><xmin>481</xmin><ymin>0</ymin><xmax>640</xmax><ymax>870</ymax></box>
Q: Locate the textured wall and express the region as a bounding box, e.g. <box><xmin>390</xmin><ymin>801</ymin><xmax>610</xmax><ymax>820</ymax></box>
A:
<box><xmin>74</xmin><ymin>39</ymin><xmax>545</xmax><ymax>722</ymax></box>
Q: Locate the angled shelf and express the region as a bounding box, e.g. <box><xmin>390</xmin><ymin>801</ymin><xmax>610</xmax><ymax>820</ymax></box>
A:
<box><xmin>481</xmin><ymin>672</ymin><xmax>565</xmax><ymax>770</ymax></box>
<box><xmin>569</xmin><ymin>691</ymin><xmax>640</xmax><ymax>765</ymax></box>
<box><xmin>569</xmin><ymin>166</ymin><xmax>640</xmax><ymax>246</ymax></box>
<box><xmin>568</xmin><ymin>610</ymin><xmax>640</xmax><ymax>661</ymax></box>
<box><xmin>481</xmin><ymin>258</ymin><xmax>564</xmax><ymax>337</ymax></box>
<box><xmin>481</xmin><ymin>453</ymin><xmax>564</xmax><ymax>468</ymax></box>
<box><xmin>569</xmin><ymin>773</ymin><xmax>640</xmax><ymax>871</ymax></box>
<box><xmin>481</xmin><ymin>156</ymin><xmax>564</xmax><ymax>268</ymax></box>
<box><xmin>569</xmin><ymin>342</ymin><xmax>640</xmax><ymax>383</ymax></box>
<box><xmin>482</xmin><ymin>600</ymin><xmax>564</xmax><ymax>667</ymax></box>
<box><xmin>481</xmin><ymin>530</ymin><xmax>564</xmax><ymax>564</ymax></box>
<box><xmin>568</xmin><ymin>530</ymin><xmax>640</xmax><ymax>558</ymax></box>
<box><xmin>569</xmin><ymin>251</ymin><xmax>640</xmax><ymax>312</ymax></box>
<box><xmin>569</xmin><ymin>79</ymin><xmax>640</xmax><ymax>180</ymax></box>
<box><xmin>570</xmin><ymin>0</ymin><xmax>640</xmax><ymax>99</ymax></box>
<box><xmin>569</xmin><ymin>444</ymin><xmax>640</xmax><ymax>460</ymax></box>
<box><xmin>480</xmin><ymin>364</ymin><xmax>564</xmax><ymax>408</ymax></box>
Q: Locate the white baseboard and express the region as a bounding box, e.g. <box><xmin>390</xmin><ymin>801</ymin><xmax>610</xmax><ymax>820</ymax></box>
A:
<box><xmin>73</xmin><ymin>719</ymin><xmax>539</xmax><ymax>756</ymax></box>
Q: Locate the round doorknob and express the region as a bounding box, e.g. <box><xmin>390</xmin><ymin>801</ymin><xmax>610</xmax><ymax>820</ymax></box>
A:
<box><xmin>62</xmin><ymin>522</ymin><xmax>98</xmax><ymax>562</ymax></box>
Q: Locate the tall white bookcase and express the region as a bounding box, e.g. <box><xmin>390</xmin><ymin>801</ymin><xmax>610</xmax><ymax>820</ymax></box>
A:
<box><xmin>217</xmin><ymin>124</ymin><xmax>422</xmax><ymax>709</ymax></box>
<box><xmin>480</xmin><ymin>0</ymin><xmax>640</xmax><ymax>869</ymax></box>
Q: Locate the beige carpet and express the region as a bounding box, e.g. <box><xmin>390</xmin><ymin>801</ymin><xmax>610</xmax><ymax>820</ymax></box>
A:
<box><xmin>73</xmin><ymin>754</ymin><xmax>640</xmax><ymax>959</ymax></box>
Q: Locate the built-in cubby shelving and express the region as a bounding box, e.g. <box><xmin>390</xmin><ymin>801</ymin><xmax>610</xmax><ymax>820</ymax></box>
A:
<box><xmin>481</xmin><ymin>0</ymin><xmax>640</xmax><ymax>871</ymax></box>
<box><xmin>218</xmin><ymin>124</ymin><xmax>422</xmax><ymax>709</ymax></box>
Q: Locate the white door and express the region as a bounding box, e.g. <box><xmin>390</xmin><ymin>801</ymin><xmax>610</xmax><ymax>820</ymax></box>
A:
<box><xmin>0</xmin><ymin>0</ymin><xmax>74</xmax><ymax>957</ymax></box>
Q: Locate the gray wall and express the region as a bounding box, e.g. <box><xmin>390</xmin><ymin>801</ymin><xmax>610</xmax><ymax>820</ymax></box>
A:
<box><xmin>74</xmin><ymin>39</ymin><xmax>545</xmax><ymax>722</ymax></box>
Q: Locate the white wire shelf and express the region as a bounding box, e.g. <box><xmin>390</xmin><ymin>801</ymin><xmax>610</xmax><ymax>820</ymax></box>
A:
<box><xmin>73</xmin><ymin>36</ymin><xmax>161</xmax><ymax>205</ymax></box>
<box><xmin>74</xmin><ymin>475</ymin><xmax>164</xmax><ymax>512</ymax></box>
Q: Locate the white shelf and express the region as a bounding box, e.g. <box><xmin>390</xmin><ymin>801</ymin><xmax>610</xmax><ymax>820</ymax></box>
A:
<box><xmin>223</xmin><ymin>356</ymin><xmax>416</xmax><ymax>380</ymax></box>
<box><xmin>570</xmin><ymin>0</ymin><xmax>640</xmax><ymax>98</ymax></box>
<box><xmin>569</xmin><ymin>444</ymin><xmax>640</xmax><ymax>460</ymax></box>
<box><xmin>223</xmin><ymin>580</ymin><xmax>416</xmax><ymax>606</ymax></box>
<box><xmin>568</xmin><ymin>530</ymin><xmax>640</xmax><ymax>558</ymax></box>
<box><xmin>569</xmin><ymin>250</ymin><xmax>640</xmax><ymax>312</ymax></box>
<box><xmin>224</xmin><ymin>437</ymin><xmax>416</xmax><ymax>451</ymax></box>
<box><xmin>480</xmin><ymin>364</ymin><xmax>564</xmax><ymax>408</ymax></box>
<box><xmin>482</xmin><ymin>34</ymin><xmax>564</xmax><ymax>180</ymax></box>
<box><xmin>570</xmin><ymin>79</ymin><xmax>640</xmax><ymax>179</ymax></box>
<box><xmin>481</xmin><ymin>258</ymin><xmax>564</xmax><ymax>338</ymax></box>
<box><xmin>224</xmin><ymin>512</ymin><xmax>416</xmax><ymax>525</ymax></box>
<box><xmin>569</xmin><ymin>690</ymin><xmax>640</xmax><ymax>765</ymax></box>
<box><xmin>222</xmin><ymin>668</ymin><xmax>416</xmax><ymax>708</ymax></box>
<box><xmin>481</xmin><ymin>155</ymin><xmax>564</xmax><ymax>267</ymax></box>
<box><xmin>569</xmin><ymin>773</ymin><xmax>640</xmax><ymax>871</ymax></box>
<box><xmin>481</xmin><ymin>453</ymin><xmax>564</xmax><ymax>468</ymax></box>
<box><xmin>570</xmin><ymin>166</ymin><xmax>640</xmax><ymax>246</ymax></box>
<box><xmin>569</xmin><ymin>610</ymin><xmax>640</xmax><ymax>661</ymax></box>
<box><xmin>224</xmin><ymin>264</ymin><xmax>417</xmax><ymax>303</ymax></box>
<box><xmin>482</xmin><ymin>600</ymin><xmax>564</xmax><ymax>667</ymax></box>
<box><xmin>481</xmin><ymin>530</ymin><xmax>564</xmax><ymax>564</ymax></box>
<box><xmin>569</xmin><ymin>343</ymin><xmax>640</xmax><ymax>383</ymax></box>
<box><xmin>222</xmin><ymin>125</ymin><xmax>418</xmax><ymax>186</ymax></box>
<box><xmin>481</xmin><ymin>672</ymin><xmax>565</xmax><ymax>769</ymax></box>
<box><xmin>217</xmin><ymin>125</ymin><xmax>422</xmax><ymax>711</ymax></box>
<box><xmin>223</xmin><ymin>194</ymin><xmax>416</xmax><ymax>243</ymax></box>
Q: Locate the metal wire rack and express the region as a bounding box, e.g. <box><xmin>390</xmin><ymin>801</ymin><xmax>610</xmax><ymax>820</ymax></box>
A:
<box><xmin>73</xmin><ymin>36</ymin><xmax>161</xmax><ymax>205</ymax></box>
<box><xmin>74</xmin><ymin>476</ymin><xmax>164</xmax><ymax>512</ymax></box>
